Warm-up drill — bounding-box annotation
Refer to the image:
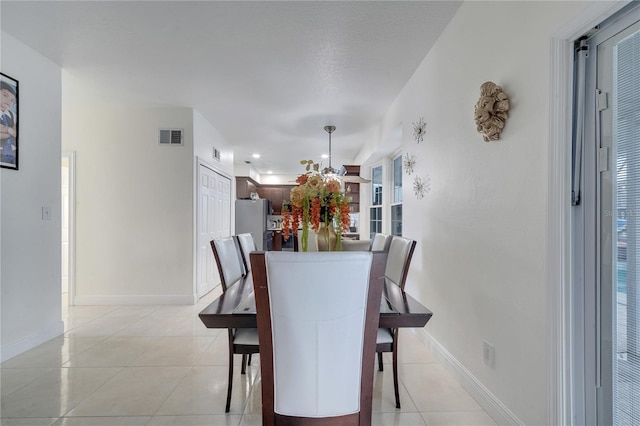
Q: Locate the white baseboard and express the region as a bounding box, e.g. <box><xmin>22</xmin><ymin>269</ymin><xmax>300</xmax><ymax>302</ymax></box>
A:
<box><xmin>1</xmin><ymin>320</ymin><xmax>64</xmax><ymax>363</ymax></box>
<box><xmin>196</xmin><ymin>282</ymin><xmax>215</xmax><ymax>299</ymax></box>
<box><xmin>415</xmin><ymin>329</ymin><xmax>524</xmax><ymax>426</ymax></box>
<box><xmin>73</xmin><ymin>294</ymin><xmax>197</xmax><ymax>306</ymax></box>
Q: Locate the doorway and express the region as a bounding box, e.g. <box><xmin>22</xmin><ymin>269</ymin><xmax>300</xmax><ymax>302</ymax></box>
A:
<box><xmin>61</xmin><ymin>152</ymin><xmax>75</xmax><ymax>306</ymax></box>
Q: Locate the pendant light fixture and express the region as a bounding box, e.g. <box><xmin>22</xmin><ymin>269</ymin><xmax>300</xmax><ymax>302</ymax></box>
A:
<box><xmin>323</xmin><ymin>125</ymin><xmax>371</xmax><ymax>183</ymax></box>
<box><xmin>324</xmin><ymin>125</ymin><xmax>338</xmax><ymax>176</ymax></box>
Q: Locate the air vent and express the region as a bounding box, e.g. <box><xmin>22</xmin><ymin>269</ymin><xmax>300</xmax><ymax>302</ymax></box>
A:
<box><xmin>159</xmin><ymin>129</ymin><xmax>183</xmax><ymax>145</ymax></box>
<box><xmin>213</xmin><ymin>147</ymin><xmax>221</xmax><ymax>161</ymax></box>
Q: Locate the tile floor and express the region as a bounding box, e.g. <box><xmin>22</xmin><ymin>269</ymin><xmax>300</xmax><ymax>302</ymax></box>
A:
<box><xmin>1</xmin><ymin>289</ymin><xmax>496</xmax><ymax>426</ymax></box>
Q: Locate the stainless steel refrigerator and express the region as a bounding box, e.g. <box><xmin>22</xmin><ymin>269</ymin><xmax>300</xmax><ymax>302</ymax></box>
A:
<box><xmin>235</xmin><ymin>199</ymin><xmax>272</xmax><ymax>251</ymax></box>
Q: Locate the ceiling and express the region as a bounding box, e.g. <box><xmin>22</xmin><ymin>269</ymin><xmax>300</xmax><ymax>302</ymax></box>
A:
<box><xmin>1</xmin><ymin>1</ymin><xmax>461</xmax><ymax>176</ymax></box>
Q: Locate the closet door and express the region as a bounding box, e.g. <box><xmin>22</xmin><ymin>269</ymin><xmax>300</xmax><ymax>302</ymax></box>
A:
<box><xmin>196</xmin><ymin>163</ymin><xmax>231</xmax><ymax>297</ymax></box>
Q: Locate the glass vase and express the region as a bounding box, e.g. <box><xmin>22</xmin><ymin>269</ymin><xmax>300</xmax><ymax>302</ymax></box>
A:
<box><xmin>316</xmin><ymin>222</ymin><xmax>338</xmax><ymax>251</ymax></box>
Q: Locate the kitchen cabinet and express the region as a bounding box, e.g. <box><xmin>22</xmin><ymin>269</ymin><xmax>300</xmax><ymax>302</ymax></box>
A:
<box><xmin>235</xmin><ymin>176</ymin><xmax>294</xmax><ymax>214</ymax></box>
<box><xmin>341</xmin><ymin>165</ymin><xmax>362</xmax><ymax>214</ymax></box>
<box><xmin>235</xmin><ymin>177</ymin><xmax>259</xmax><ymax>199</ymax></box>
<box><xmin>272</xmin><ymin>230</ymin><xmax>283</xmax><ymax>251</ymax></box>
<box><xmin>260</xmin><ymin>187</ymin><xmax>286</xmax><ymax>213</ymax></box>
<box><xmin>345</xmin><ymin>182</ymin><xmax>360</xmax><ymax>213</ymax></box>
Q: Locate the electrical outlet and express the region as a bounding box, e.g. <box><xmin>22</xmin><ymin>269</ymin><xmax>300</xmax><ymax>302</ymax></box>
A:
<box><xmin>483</xmin><ymin>340</ymin><xmax>495</xmax><ymax>369</ymax></box>
<box><xmin>42</xmin><ymin>206</ymin><xmax>51</xmax><ymax>221</ymax></box>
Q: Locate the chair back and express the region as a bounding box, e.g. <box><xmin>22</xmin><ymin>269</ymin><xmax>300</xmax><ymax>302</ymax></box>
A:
<box><xmin>369</xmin><ymin>233</ymin><xmax>393</xmax><ymax>252</ymax></box>
<box><xmin>251</xmin><ymin>251</ymin><xmax>385</xmax><ymax>425</ymax></box>
<box><xmin>236</xmin><ymin>232</ymin><xmax>257</xmax><ymax>273</ymax></box>
<box><xmin>342</xmin><ymin>239</ymin><xmax>371</xmax><ymax>251</ymax></box>
<box><xmin>210</xmin><ymin>237</ymin><xmax>245</xmax><ymax>291</ymax></box>
<box><xmin>385</xmin><ymin>236</ymin><xmax>416</xmax><ymax>289</ymax></box>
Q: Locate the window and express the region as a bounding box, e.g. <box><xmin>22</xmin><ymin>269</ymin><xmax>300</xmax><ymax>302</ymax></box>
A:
<box><xmin>391</xmin><ymin>155</ymin><xmax>403</xmax><ymax>236</ymax></box>
<box><xmin>370</xmin><ymin>165</ymin><xmax>382</xmax><ymax>238</ymax></box>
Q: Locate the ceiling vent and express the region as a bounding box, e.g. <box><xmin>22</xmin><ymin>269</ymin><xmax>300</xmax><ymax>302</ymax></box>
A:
<box><xmin>159</xmin><ymin>129</ymin><xmax>183</xmax><ymax>146</ymax></box>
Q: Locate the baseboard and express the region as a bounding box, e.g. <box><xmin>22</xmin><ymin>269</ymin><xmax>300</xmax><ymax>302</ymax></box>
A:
<box><xmin>73</xmin><ymin>294</ymin><xmax>197</xmax><ymax>305</ymax></box>
<box><xmin>1</xmin><ymin>320</ymin><xmax>64</xmax><ymax>363</ymax></box>
<box><xmin>196</xmin><ymin>282</ymin><xmax>215</xmax><ymax>299</ymax></box>
<box><xmin>415</xmin><ymin>329</ymin><xmax>524</xmax><ymax>426</ymax></box>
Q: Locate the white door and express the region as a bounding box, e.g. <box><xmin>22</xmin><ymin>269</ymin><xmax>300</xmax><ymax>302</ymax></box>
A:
<box><xmin>196</xmin><ymin>163</ymin><xmax>231</xmax><ymax>297</ymax></box>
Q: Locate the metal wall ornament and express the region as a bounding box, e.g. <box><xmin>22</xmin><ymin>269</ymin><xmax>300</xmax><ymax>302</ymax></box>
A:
<box><xmin>474</xmin><ymin>81</ymin><xmax>510</xmax><ymax>142</ymax></box>
<box><xmin>412</xmin><ymin>117</ymin><xmax>426</xmax><ymax>143</ymax></box>
<box><xmin>403</xmin><ymin>153</ymin><xmax>416</xmax><ymax>175</ymax></box>
<box><xmin>413</xmin><ymin>175</ymin><xmax>430</xmax><ymax>199</ymax></box>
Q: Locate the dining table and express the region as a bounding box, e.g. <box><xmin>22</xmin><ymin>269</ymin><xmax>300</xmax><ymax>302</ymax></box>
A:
<box><xmin>198</xmin><ymin>265</ymin><xmax>433</xmax><ymax>331</ymax></box>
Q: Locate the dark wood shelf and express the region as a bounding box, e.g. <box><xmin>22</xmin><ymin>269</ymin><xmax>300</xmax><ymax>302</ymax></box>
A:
<box><xmin>342</xmin><ymin>166</ymin><xmax>361</xmax><ymax>214</ymax></box>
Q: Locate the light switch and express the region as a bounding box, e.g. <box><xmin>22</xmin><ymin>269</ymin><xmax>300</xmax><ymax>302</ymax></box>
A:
<box><xmin>42</xmin><ymin>206</ymin><xmax>51</xmax><ymax>220</ymax></box>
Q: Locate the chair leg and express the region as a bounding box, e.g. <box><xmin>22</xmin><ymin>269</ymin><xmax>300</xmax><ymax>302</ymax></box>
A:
<box><xmin>392</xmin><ymin>332</ymin><xmax>401</xmax><ymax>409</ymax></box>
<box><xmin>378</xmin><ymin>352</ymin><xmax>384</xmax><ymax>372</ymax></box>
<box><xmin>241</xmin><ymin>354</ymin><xmax>247</xmax><ymax>374</ymax></box>
<box><xmin>247</xmin><ymin>353</ymin><xmax>252</xmax><ymax>366</ymax></box>
<box><xmin>226</xmin><ymin>342</ymin><xmax>234</xmax><ymax>413</ymax></box>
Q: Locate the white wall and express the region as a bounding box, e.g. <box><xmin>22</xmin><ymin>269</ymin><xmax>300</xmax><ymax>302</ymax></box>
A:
<box><xmin>61</xmin><ymin>85</ymin><xmax>236</xmax><ymax>305</ymax></box>
<box><xmin>193</xmin><ymin>109</ymin><xmax>235</xmax><ymax>178</ymax></box>
<box><xmin>1</xmin><ymin>33</ymin><xmax>64</xmax><ymax>361</ymax></box>
<box><xmin>62</xmin><ymin>82</ymin><xmax>196</xmax><ymax>304</ymax></box>
<box><xmin>364</xmin><ymin>1</ymin><xmax>595</xmax><ymax>424</ymax></box>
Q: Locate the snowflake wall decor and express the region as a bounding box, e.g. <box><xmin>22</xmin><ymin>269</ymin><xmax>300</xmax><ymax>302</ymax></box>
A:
<box><xmin>403</xmin><ymin>153</ymin><xmax>416</xmax><ymax>175</ymax></box>
<box><xmin>413</xmin><ymin>175</ymin><xmax>431</xmax><ymax>199</ymax></box>
<box><xmin>412</xmin><ymin>117</ymin><xmax>426</xmax><ymax>143</ymax></box>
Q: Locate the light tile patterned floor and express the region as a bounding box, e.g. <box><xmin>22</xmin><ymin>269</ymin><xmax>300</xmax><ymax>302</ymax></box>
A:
<box><xmin>1</xmin><ymin>290</ymin><xmax>496</xmax><ymax>426</ymax></box>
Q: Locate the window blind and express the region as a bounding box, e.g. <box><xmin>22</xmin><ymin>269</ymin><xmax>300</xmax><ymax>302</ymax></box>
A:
<box><xmin>613</xmin><ymin>27</ymin><xmax>640</xmax><ymax>426</ymax></box>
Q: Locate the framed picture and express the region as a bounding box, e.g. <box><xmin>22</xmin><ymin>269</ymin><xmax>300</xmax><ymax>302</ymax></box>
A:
<box><xmin>1</xmin><ymin>72</ymin><xmax>19</xmax><ymax>170</ymax></box>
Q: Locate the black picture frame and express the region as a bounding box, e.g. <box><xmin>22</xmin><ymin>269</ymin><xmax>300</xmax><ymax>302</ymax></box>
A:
<box><xmin>1</xmin><ymin>72</ymin><xmax>19</xmax><ymax>170</ymax></box>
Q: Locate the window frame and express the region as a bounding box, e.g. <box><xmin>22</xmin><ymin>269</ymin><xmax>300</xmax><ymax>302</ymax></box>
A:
<box><xmin>369</xmin><ymin>163</ymin><xmax>383</xmax><ymax>238</ymax></box>
<box><xmin>391</xmin><ymin>153</ymin><xmax>403</xmax><ymax>236</ymax></box>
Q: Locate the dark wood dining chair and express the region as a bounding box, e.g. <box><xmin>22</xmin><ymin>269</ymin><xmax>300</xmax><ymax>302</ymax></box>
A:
<box><xmin>250</xmin><ymin>251</ymin><xmax>386</xmax><ymax>426</ymax></box>
<box><xmin>210</xmin><ymin>237</ymin><xmax>260</xmax><ymax>413</ymax></box>
<box><xmin>375</xmin><ymin>236</ymin><xmax>416</xmax><ymax>409</ymax></box>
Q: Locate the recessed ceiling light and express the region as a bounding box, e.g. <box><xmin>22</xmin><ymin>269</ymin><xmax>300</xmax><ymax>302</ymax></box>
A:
<box><xmin>267</xmin><ymin>170</ymin><xmax>273</xmax><ymax>174</ymax></box>
<box><xmin>252</xmin><ymin>153</ymin><xmax>260</xmax><ymax>159</ymax></box>
<box><xmin>321</xmin><ymin>154</ymin><xmax>329</xmax><ymax>159</ymax></box>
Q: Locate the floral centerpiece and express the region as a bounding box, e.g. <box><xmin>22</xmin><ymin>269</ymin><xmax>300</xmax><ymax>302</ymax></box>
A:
<box><xmin>282</xmin><ymin>160</ymin><xmax>351</xmax><ymax>251</ymax></box>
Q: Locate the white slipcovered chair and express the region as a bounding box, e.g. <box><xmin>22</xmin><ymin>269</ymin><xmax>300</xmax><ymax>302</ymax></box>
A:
<box><xmin>375</xmin><ymin>235</ymin><xmax>416</xmax><ymax>409</ymax></box>
<box><xmin>236</xmin><ymin>232</ymin><xmax>257</xmax><ymax>274</ymax></box>
<box><xmin>369</xmin><ymin>233</ymin><xmax>394</xmax><ymax>252</ymax></box>
<box><xmin>250</xmin><ymin>251</ymin><xmax>385</xmax><ymax>426</ymax></box>
<box><xmin>341</xmin><ymin>239</ymin><xmax>371</xmax><ymax>251</ymax></box>
<box><xmin>341</xmin><ymin>232</ymin><xmax>393</xmax><ymax>252</ymax></box>
<box><xmin>210</xmin><ymin>237</ymin><xmax>260</xmax><ymax>412</ymax></box>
